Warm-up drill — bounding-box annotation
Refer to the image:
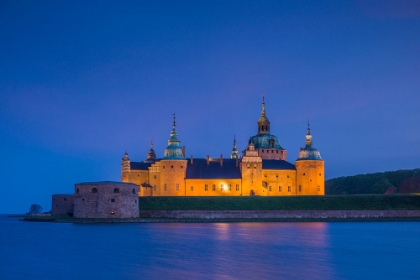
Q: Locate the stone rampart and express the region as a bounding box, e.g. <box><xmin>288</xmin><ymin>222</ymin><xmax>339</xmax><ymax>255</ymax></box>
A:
<box><xmin>51</xmin><ymin>194</ymin><xmax>74</xmax><ymax>216</ymax></box>
<box><xmin>74</xmin><ymin>181</ymin><xmax>139</xmax><ymax>218</ymax></box>
<box><xmin>140</xmin><ymin>210</ymin><xmax>420</xmax><ymax>219</ymax></box>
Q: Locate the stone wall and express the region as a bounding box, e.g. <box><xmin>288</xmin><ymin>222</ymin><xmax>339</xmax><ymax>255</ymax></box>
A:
<box><xmin>140</xmin><ymin>210</ymin><xmax>420</xmax><ymax>219</ymax></box>
<box><xmin>73</xmin><ymin>182</ymin><xmax>139</xmax><ymax>218</ymax></box>
<box><xmin>51</xmin><ymin>194</ymin><xmax>74</xmax><ymax>215</ymax></box>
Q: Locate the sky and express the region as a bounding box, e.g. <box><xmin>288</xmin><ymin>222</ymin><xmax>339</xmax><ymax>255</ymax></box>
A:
<box><xmin>0</xmin><ymin>0</ymin><xmax>419</xmax><ymax>213</ymax></box>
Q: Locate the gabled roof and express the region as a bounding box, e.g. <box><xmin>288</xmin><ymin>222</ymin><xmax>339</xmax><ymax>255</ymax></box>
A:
<box><xmin>186</xmin><ymin>158</ymin><xmax>241</xmax><ymax>179</ymax></box>
<box><xmin>262</xmin><ymin>160</ymin><xmax>296</xmax><ymax>170</ymax></box>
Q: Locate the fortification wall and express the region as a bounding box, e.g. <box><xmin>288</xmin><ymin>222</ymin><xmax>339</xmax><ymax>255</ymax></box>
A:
<box><xmin>74</xmin><ymin>182</ymin><xmax>139</xmax><ymax>218</ymax></box>
<box><xmin>140</xmin><ymin>210</ymin><xmax>420</xmax><ymax>219</ymax></box>
<box><xmin>51</xmin><ymin>194</ymin><xmax>74</xmax><ymax>215</ymax></box>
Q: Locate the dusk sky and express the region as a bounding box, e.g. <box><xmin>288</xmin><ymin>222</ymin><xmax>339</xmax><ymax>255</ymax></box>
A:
<box><xmin>1</xmin><ymin>0</ymin><xmax>419</xmax><ymax>213</ymax></box>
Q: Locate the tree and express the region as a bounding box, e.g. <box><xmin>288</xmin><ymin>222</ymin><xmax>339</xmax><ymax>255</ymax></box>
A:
<box><xmin>28</xmin><ymin>204</ymin><xmax>43</xmax><ymax>215</ymax></box>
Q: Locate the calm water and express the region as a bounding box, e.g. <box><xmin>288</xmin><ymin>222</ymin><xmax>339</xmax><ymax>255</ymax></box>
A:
<box><xmin>0</xmin><ymin>216</ymin><xmax>419</xmax><ymax>280</ymax></box>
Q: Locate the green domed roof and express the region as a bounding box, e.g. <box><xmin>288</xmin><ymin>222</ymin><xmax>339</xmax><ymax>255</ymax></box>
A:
<box><xmin>296</xmin><ymin>122</ymin><xmax>322</xmax><ymax>161</ymax></box>
<box><xmin>163</xmin><ymin>114</ymin><xmax>185</xmax><ymax>160</ymax></box>
<box><xmin>249</xmin><ymin>133</ymin><xmax>284</xmax><ymax>150</ymax></box>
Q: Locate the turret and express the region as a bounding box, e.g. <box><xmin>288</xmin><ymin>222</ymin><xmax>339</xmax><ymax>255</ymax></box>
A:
<box><xmin>121</xmin><ymin>151</ymin><xmax>130</xmax><ymax>182</ymax></box>
<box><xmin>145</xmin><ymin>138</ymin><xmax>157</xmax><ymax>163</ymax></box>
<box><xmin>230</xmin><ymin>135</ymin><xmax>239</xmax><ymax>159</ymax></box>
<box><xmin>295</xmin><ymin>121</ymin><xmax>324</xmax><ymax>195</ymax></box>
<box><xmin>257</xmin><ymin>94</ymin><xmax>271</xmax><ymax>134</ymax></box>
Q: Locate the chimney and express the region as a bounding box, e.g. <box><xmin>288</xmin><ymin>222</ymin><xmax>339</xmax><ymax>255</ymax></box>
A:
<box><xmin>206</xmin><ymin>155</ymin><xmax>210</xmax><ymax>165</ymax></box>
<box><xmin>220</xmin><ymin>154</ymin><xmax>223</xmax><ymax>167</ymax></box>
<box><xmin>182</xmin><ymin>146</ymin><xmax>186</xmax><ymax>158</ymax></box>
<box><xmin>190</xmin><ymin>155</ymin><xmax>193</xmax><ymax>164</ymax></box>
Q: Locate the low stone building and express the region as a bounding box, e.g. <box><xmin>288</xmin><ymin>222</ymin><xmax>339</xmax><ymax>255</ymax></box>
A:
<box><xmin>73</xmin><ymin>181</ymin><xmax>139</xmax><ymax>218</ymax></box>
<box><xmin>52</xmin><ymin>181</ymin><xmax>140</xmax><ymax>219</ymax></box>
<box><xmin>51</xmin><ymin>194</ymin><xmax>74</xmax><ymax>216</ymax></box>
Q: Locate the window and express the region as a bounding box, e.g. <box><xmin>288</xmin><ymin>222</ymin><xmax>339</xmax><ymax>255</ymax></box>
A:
<box><xmin>77</xmin><ymin>188</ymin><xmax>79</xmax><ymax>193</ymax></box>
<box><xmin>92</xmin><ymin>188</ymin><xmax>98</xmax><ymax>193</ymax></box>
<box><xmin>303</xmin><ymin>173</ymin><xmax>306</xmax><ymax>176</ymax></box>
<box><xmin>288</xmin><ymin>186</ymin><xmax>291</xmax><ymax>192</ymax></box>
<box><xmin>205</xmin><ymin>184</ymin><xmax>208</xmax><ymax>191</ymax></box>
<box><xmin>299</xmin><ymin>185</ymin><xmax>301</xmax><ymax>192</ymax></box>
<box><xmin>164</xmin><ymin>184</ymin><xmax>167</xmax><ymax>191</ymax></box>
<box><xmin>190</xmin><ymin>186</ymin><xmax>194</xmax><ymax>191</ymax></box>
<box><xmin>212</xmin><ymin>184</ymin><xmax>216</xmax><ymax>191</ymax></box>
<box><xmin>229</xmin><ymin>184</ymin><xmax>231</xmax><ymax>191</ymax></box>
<box><xmin>153</xmin><ymin>186</ymin><xmax>156</xmax><ymax>191</ymax></box>
<box><xmin>254</xmin><ymin>164</ymin><xmax>257</xmax><ymax>168</ymax></box>
<box><xmin>113</xmin><ymin>188</ymin><xmax>119</xmax><ymax>193</ymax></box>
<box><xmin>278</xmin><ymin>186</ymin><xmax>282</xmax><ymax>192</ymax></box>
<box><xmin>163</xmin><ymin>166</ymin><xmax>165</xmax><ymax>169</ymax></box>
<box><xmin>247</xmin><ymin>164</ymin><xmax>250</xmax><ymax>169</ymax></box>
<box><xmin>317</xmin><ymin>186</ymin><xmax>320</xmax><ymax>191</ymax></box>
<box><xmin>132</xmin><ymin>188</ymin><xmax>135</xmax><ymax>194</ymax></box>
<box><xmin>262</xmin><ymin>150</ymin><xmax>264</xmax><ymax>153</ymax></box>
<box><xmin>111</xmin><ymin>199</ymin><xmax>115</xmax><ymax>202</ymax></box>
<box><xmin>154</xmin><ymin>175</ymin><xmax>156</xmax><ymax>179</ymax></box>
<box><xmin>64</xmin><ymin>198</ymin><xmax>67</xmax><ymax>201</ymax></box>
<box><xmin>220</xmin><ymin>184</ymin><xmax>224</xmax><ymax>191</ymax></box>
<box><xmin>236</xmin><ymin>184</ymin><xmax>239</xmax><ymax>191</ymax></box>
<box><xmin>269</xmin><ymin>186</ymin><xmax>272</xmax><ymax>191</ymax></box>
<box><xmin>276</xmin><ymin>175</ymin><xmax>278</xmax><ymax>178</ymax></box>
<box><xmin>181</xmin><ymin>166</ymin><xmax>183</xmax><ymax>169</ymax></box>
<box><xmin>135</xmin><ymin>199</ymin><xmax>137</xmax><ymax>204</ymax></box>
<box><xmin>171</xmin><ymin>165</ymin><xmax>174</xmax><ymax>169</ymax></box>
<box><xmin>287</xmin><ymin>175</ymin><xmax>289</xmax><ymax>178</ymax></box>
<box><xmin>319</xmin><ymin>173</ymin><xmax>322</xmax><ymax>176</ymax></box>
<box><xmin>176</xmin><ymin>184</ymin><xmax>179</xmax><ymax>191</ymax></box>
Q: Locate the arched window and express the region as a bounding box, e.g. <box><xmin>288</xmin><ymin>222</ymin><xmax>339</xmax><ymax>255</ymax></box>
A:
<box><xmin>114</xmin><ymin>188</ymin><xmax>120</xmax><ymax>193</ymax></box>
<box><xmin>92</xmin><ymin>188</ymin><xmax>98</xmax><ymax>193</ymax></box>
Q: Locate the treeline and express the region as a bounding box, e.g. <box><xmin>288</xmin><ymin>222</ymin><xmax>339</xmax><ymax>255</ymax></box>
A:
<box><xmin>326</xmin><ymin>168</ymin><xmax>420</xmax><ymax>195</ymax></box>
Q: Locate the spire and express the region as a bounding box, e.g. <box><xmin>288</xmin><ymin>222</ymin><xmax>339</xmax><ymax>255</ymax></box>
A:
<box><xmin>257</xmin><ymin>94</ymin><xmax>270</xmax><ymax>134</ymax></box>
<box><xmin>230</xmin><ymin>134</ymin><xmax>239</xmax><ymax>159</ymax></box>
<box><xmin>305</xmin><ymin>120</ymin><xmax>313</xmax><ymax>147</ymax></box>
<box><xmin>163</xmin><ymin>113</ymin><xmax>185</xmax><ymax>160</ymax></box>
<box><xmin>145</xmin><ymin>137</ymin><xmax>156</xmax><ymax>162</ymax></box>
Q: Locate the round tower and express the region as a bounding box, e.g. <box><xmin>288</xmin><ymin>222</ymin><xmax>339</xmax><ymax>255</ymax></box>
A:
<box><xmin>295</xmin><ymin>121</ymin><xmax>324</xmax><ymax>195</ymax></box>
<box><xmin>158</xmin><ymin>114</ymin><xmax>187</xmax><ymax>196</ymax></box>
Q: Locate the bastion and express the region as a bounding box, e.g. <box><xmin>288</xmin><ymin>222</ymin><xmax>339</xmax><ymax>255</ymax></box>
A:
<box><xmin>73</xmin><ymin>181</ymin><xmax>139</xmax><ymax>218</ymax></box>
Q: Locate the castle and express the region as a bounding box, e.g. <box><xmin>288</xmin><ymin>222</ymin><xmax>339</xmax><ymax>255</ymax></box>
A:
<box><xmin>122</xmin><ymin>97</ymin><xmax>325</xmax><ymax>197</ymax></box>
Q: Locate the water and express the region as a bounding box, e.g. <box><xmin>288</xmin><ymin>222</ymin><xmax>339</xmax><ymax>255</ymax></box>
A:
<box><xmin>1</xmin><ymin>215</ymin><xmax>419</xmax><ymax>280</ymax></box>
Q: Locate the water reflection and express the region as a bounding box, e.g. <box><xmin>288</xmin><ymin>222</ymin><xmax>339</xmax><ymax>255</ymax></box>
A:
<box><xmin>1</xmin><ymin>217</ymin><xmax>419</xmax><ymax>280</ymax></box>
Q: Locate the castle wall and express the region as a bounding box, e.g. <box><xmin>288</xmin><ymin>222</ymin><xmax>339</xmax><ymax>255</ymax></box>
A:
<box><xmin>51</xmin><ymin>194</ymin><xmax>74</xmax><ymax>216</ymax></box>
<box><xmin>295</xmin><ymin>160</ymin><xmax>325</xmax><ymax>195</ymax></box>
<box><xmin>185</xmin><ymin>179</ymin><xmax>242</xmax><ymax>196</ymax></box>
<box><xmin>73</xmin><ymin>182</ymin><xmax>139</xmax><ymax>218</ymax></box>
<box><xmin>262</xmin><ymin>170</ymin><xmax>297</xmax><ymax>196</ymax></box>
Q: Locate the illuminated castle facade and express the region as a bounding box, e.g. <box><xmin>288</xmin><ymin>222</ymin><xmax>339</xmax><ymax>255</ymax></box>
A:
<box><xmin>121</xmin><ymin>98</ymin><xmax>324</xmax><ymax>196</ymax></box>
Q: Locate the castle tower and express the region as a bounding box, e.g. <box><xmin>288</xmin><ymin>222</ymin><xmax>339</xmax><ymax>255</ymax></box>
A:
<box><xmin>248</xmin><ymin>95</ymin><xmax>287</xmax><ymax>160</ymax></box>
<box><xmin>240</xmin><ymin>142</ymin><xmax>264</xmax><ymax>196</ymax></box>
<box><xmin>158</xmin><ymin>114</ymin><xmax>187</xmax><ymax>196</ymax></box>
<box><xmin>295</xmin><ymin>121</ymin><xmax>324</xmax><ymax>195</ymax></box>
<box><xmin>144</xmin><ymin>138</ymin><xmax>156</xmax><ymax>163</ymax></box>
<box><xmin>121</xmin><ymin>151</ymin><xmax>130</xmax><ymax>182</ymax></box>
<box><xmin>230</xmin><ymin>135</ymin><xmax>239</xmax><ymax>159</ymax></box>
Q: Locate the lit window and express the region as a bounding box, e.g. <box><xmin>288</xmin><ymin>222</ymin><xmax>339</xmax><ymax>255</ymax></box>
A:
<box><xmin>220</xmin><ymin>184</ymin><xmax>224</xmax><ymax>191</ymax></box>
<box><xmin>236</xmin><ymin>184</ymin><xmax>239</xmax><ymax>191</ymax></box>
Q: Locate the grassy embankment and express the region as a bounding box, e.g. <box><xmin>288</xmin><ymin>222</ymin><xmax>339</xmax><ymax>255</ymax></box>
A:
<box><xmin>139</xmin><ymin>194</ymin><xmax>420</xmax><ymax>210</ymax></box>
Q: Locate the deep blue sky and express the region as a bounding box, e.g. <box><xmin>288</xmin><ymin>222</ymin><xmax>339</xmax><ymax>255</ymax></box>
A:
<box><xmin>1</xmin><ymin>0</ymin><xmax>419</xmax><ymax>213</ymax></box>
